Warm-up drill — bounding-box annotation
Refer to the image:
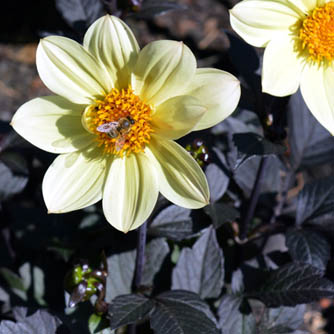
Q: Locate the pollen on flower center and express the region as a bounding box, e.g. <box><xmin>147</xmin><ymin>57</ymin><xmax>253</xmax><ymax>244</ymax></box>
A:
<box><xmin>82</xmin><ymin>86</ymin><xmax>153</xmax><ymax>157</ymax></box>
<box><xmin>299</xmin><ymin>1</ymin><xmax>334</xmax><ymax>63</ymax></box>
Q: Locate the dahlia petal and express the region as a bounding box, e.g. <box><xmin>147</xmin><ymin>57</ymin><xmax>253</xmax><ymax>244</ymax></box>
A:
<box><xmin>230</xmin><ymin>0</ymin><xmax>302</xmax><ymax>47</ymax></box>
<box><xmin>152</xmin><ymin>95</ymin><xmax>206</xmax><ymax>140</ymax></box>
<box><xmin>102</xmin><ymin>153</ymin><xmax>159</xmax><ymax>233</ymax></box>
<box><xmin>300</xmin><ymin>64</ymin><xmax>334</xmax><ymax>135</ymax></box>
<box><xmin>37</xmin><ymin>36</ymin><xmax>111</xmax><ymax>104</ymax></box>
<box><xmin>262</xmin><ymin>35</ymin><xmax>303</xmax><ymax>96</ymax></box>
<box><xmin>293</xmin><ymin>0</ymin><xmax>318</xmax><ymax>12</ymax></box>
<box><xmin>146</xmin><ymin>137</ymin><xmax>209</xmax><ymax>209</ymax></box>
<box><xmin>11</xmin><ymin>96</ymin><xmax>93</xmax><ymax>153</ymax></box>
<box><xmin>83</xmin><ymin>15</ymin><xmax>139</xmax><ymax>89</ymax></box>
<box><xmin>132</xmin><ymin>40</ymin><xmax>196</xmax><ymax>105</ymax></box>
<box><xmin>43</xmin><ymin>145</ymin><xmax>107</xmax><ymax>213</ymax></box>
<box><xmin>182</xmin><ymin>68</ymin><xmax>241</xmax><ymax>130</ymax></box>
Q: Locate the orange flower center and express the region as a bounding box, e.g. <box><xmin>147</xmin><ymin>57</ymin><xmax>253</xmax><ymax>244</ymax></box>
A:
<box><xmin>82</xmin><ymin>86</ymin><xmax>153</xmax><ymax>157</ymax></box>
<box><xmin>299</xmin><ymin>1</ymin><xmax>334</xmax><ymax>63</ymax></box>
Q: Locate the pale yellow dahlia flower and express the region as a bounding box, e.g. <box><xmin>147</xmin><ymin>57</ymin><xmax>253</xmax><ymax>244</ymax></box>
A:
<box><xmin>230</xmin><ymin>0</ymin><xmax>334</xmax><ymax>134</ymax></box>
<box><xmin>11</xmin><ymin>15</ymin><xmax>240</xmax><ymax>232</ymax></box>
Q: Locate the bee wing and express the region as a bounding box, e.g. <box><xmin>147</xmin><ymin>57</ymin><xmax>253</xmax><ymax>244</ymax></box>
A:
<box><xmin>97</xmin><ymin>122</ymin><xmax>118</xmax><ymax>133</ymax></box>
<box><xmin>115</xmin><ymin>135</ymin><xmax>126</xmax><ymax>151</ymax></box>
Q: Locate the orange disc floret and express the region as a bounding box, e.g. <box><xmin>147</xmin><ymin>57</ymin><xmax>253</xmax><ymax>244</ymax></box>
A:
<box><xmin>84</xmin><ymin>86</ymin><xmax>153</xmax><ymax>157</ymax></box>
<box><xmin>299</xmin><ymin>1</ymin><xmax>334</xmax><ymax>64</ymax></box>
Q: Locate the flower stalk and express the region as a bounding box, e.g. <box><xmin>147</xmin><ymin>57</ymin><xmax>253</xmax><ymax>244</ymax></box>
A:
<box><xmin>129</xmin><ymin>221</ymin><xmax>148</xmax><ymax>334</ymax></box>
<box><xmin>133</xmin><ymin>220</ymin><xmax>148</xmax><ymax>289</ymax></box>
<box><xmin>240</xmin><ymin>156</ymin><xmax>269</xmax><ymax>240</ymax></box>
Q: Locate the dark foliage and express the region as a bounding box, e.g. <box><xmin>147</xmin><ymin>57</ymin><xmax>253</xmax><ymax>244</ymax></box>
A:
<box><xmin>1</xmin><ymin>0</ymin><xmax>334</xmax><ymax>333</ymax></box>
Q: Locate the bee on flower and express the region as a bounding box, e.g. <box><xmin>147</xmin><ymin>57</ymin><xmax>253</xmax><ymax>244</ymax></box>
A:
<box><xmin>96</xmin><ymin>115</ymin><xmax>135</xmax><ymax>151</ymax></box>
<box><xmin>11</xmin><ymin>15</ymin><xmax>240</xmax><ymax>232</ymax></box>
<box><xmin>230</xmin><ymin>0</ymin><xmax>334</xmax><ymax>134</ymax></box>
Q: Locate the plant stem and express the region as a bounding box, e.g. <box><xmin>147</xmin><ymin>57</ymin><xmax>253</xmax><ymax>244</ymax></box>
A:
<box><xmin>129</xmin><ymin>221</ymin><xmax>148</xmax><ymax>334</ymax></box>
<box><xmin>134</xmin><ymin>220</ymin><xmax>148</xmax><ymax>289</ymax></box>
<box><xmin>129</xmin><ymin>324</ymin><xmax>136</xmax><ymax>334</ymax></box>
<box><xmin>270</xmin><ymin>170</ymin><xmax>294</xmax><ymax>224</ymax></box>
<box><xmin>240</xmin><ymin>156</ymin><xmax>269</xmax><ymax>240</ymax></box>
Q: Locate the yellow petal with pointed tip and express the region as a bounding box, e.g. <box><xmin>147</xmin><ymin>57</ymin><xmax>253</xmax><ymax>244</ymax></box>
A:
<box><xmin>37</xmin><ymin>36</ymin><xmax>111</xmax><ymax>104</ymax></box>
<box><xmin>102</xmin><ymin>153</ymin><xmax>159</xmax><ymax>233</ymax></box>
<box><xmin>300</xmin><ymin>64</ymin><xmax>334</xmax><ymax>135</ymax></box>
<box><xmin>132</xmin><ymin>40</ymin><xmax>196</xmax><ymax>105</ymax></box>
<box><xmin>262</xmin><ymin>34</ymin><xmax>303</xmax><ymax>96</ymax></box>
<box><xmin>183</xmin><ymin>68</ymin><xmax>240</xmax><ymax>130</ymax></box>
<box><xmin>230</xmin><ymin>0</ymin><xmax>301</xmax><ymax>47</ymax></box>
<box><xmin>11</xmin><ymin>96</ymin><xmax>93</xmax><ymax>154</ymax></box>
<box><xmin>152</xmin><ymin>95</ymin><xmax>206</xmax><ymax>140</ymax></box>
<box><xmin>43</xmin><ymin>145</ymin><xmax>107</xmax><ymax>213</ymax></box>
<box><xmin>84</xmin><ymin>15</ymin><xmax>139</xmax><ymax>89</ymax></box>
<box><xmin>146</xmin><ymin>137</ymin><xmax>209</xmax><ymax>209</ymax></box>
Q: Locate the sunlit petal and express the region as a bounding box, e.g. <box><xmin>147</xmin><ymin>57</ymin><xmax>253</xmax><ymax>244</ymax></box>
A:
<box><xmin>262</xmin><ymin>34</ymin><xmax>303</xmax><ymax>96</ymax></box>
<box><xmin>103</xmin><ymin>153</ymin><xmax>159</xmax><ymax>233</ymax></box>
<box><xmin>84</xmin><ymin>15</ymin><xmax>139</xmax><ymax>89</ymax></box>
<box><xmin>230</xmin><ymin>0</ymin><xmax>302</xmax><ymax>47</ymax></box>
<box><xmin>146</xmin><ymin>137</ymin><xmax>209</xmax><ymax>209</ymax></box>
<box><xmin>151</xmin><ymin>95</ymin><xmax>206</xmax><ymax>140</ymax></box>
<box><xmin>37</xmin><ymin>36</ymin><xmax>111</xmax><ymax>104</ymax></box>
<box><xmin>293</xmin><ymin>0</ymin><xmax>318</xmax><ymax>11</ymax></box>
<box><xmin>182</xmin><ymin>68</ymin><xmax>240</xmax><ymax>130</ymax></box>
<box><xmin>43</xmin><ymin>145</ymin><xmax>107</xmax><ymax>213</ymax></box>
<box><xmin>300</xmin><ymin>64</ymin><xmax>334</xmax><ymax>135</ymax></box>
<box><xmin>11</xmin><ymin>96</ymin><xmax>93</xmax><ymax>154</ymax></box>
<box><xmin>132</xmin><ymin>40</ymin><xmax>196</xmax><ymax>105</ymax></box>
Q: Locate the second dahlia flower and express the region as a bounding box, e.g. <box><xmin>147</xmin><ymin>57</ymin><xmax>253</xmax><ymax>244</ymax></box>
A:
<box><xmin>230</xmin><ymin>0</ymin><xmax>334</xmax><ymax>134</ymax></box>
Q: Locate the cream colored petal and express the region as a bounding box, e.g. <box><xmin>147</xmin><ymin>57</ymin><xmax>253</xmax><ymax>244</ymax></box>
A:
<box><xmin>146</xmin><ymin>137</ymin><xmax>209</xmax><ymax>209</ymax></box>
<box><xmin>300</xmin><ymin>64</ymin><xmax>334</xmax><ymax>135</ymax></box>
<box><xmin>43</xmin><ymin>145</ymin><xmax>107</xmax><ymax>213</ymax></box>
<box><xmin>262</xmin><ymin>35</ymin><xmax>303</xmax><ymax>96</ymax></box>
<box><xmin>102</xmin><ymin>153</ymin><xmax>159</xmax><ymax>233</ymax></box>
<box><xmin>291</xmin><ymin>0</ymin><xmax>317</xmax><ymax>11</ymax></box>
<box><xmin>37</xmin><ymin>36</ymin><xmax>111</xmax><ymax>104</ymax></box>
<box><xmin>151</xmin><ymin>95</ymin><xmax>206</xmax><ymax>140</ymax></box>
<box><xmin>230</xmin><ymin>0</ymin><xmax>302</xmax><ymax>48</ymax></box>
<box><xmin>182</xmin><ymin>68</ymin><xmax>241</xmax><ymax>131</ymax></box>
<box><xmin>11</xmin><ymin>96</ymin><xmax>94</xmax><ymax>154</ymax></box>
<box><xmin>132</xmin><ymin>40</ymin><xmax>196</xmax><ymax>105</ymax></box>
<box><xmin>83</xmin><ymin>15</ymin><xmax>139</xmax><ymax>89</ymax></box>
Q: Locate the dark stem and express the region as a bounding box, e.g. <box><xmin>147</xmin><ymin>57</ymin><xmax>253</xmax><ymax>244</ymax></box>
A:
<box><xmin>129</xmin><ymin>324</ymin><xmax>136</xmax><ymax>334</ymax></box>
<box><xmin>129</xmin><ymin>221</ymin><xmax>148</xmax><ymax>334</ymax></box>
<box><xmin>269</xmin><ymin>170</ymin><xmax>294</xmax><ymax>224</ymax></box>
<box><xmin>134</xmin><ymin>220</ymin><xmax>148</xmax><ymax>288</ymax></box>
<box><xmin>103</xmin><ymin>0</ymin><xmax>119</xmax><ymax>15</ymax></box>
<box><xmin>240</xmin><ymin>156</ymin><xmax>269</xmax><ymax>240</ymax></box>
<box><xmin>110</xmin><ymin>0</ymin><xmax>118</xmax><ymax>12</ymax></box>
